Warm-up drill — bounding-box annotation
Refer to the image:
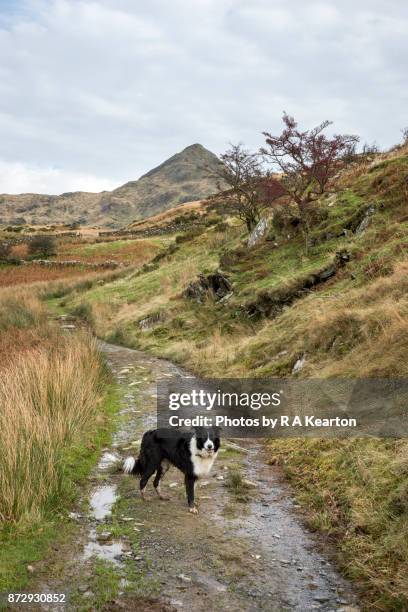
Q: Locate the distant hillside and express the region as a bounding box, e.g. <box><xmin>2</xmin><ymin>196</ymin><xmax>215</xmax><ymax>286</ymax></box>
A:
<box><xmin>0</xmin><ymin>144</ymin><xmax>223</xmax><ymax>228</ymax></box>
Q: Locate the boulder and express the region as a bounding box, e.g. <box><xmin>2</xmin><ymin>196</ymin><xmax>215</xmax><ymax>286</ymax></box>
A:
<box><xmin>138</xmin><ymin>312</ymin><xmax>163</xmax><ymax>330</ymax></box>
<box><xmin>183</xmin><ymin>271</ymin><xmax>232</xmax><ymax>303</ymax></box>
<box><xmin>292</xmin><ymin>354</ymin><xmax>306</xmax><ymax>374</ymax></box>
<box><xmin>355</xmin><ymin>204</ymin><xmax>376</xmax><ymax>235</ymax></box>
<box><xmin>248</xmin><ymin>217</ymin><xmax>271</xmax><ymax>248</ymax></box>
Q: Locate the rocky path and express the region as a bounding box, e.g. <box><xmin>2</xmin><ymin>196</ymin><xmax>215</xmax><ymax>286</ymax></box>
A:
<box><xmin>25</xmin><ymin>341</ymin><xmax>360</xmax><ymax>611</ymax></box>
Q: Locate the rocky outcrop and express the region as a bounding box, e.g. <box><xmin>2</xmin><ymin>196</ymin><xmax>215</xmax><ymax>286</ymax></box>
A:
<box><xmin>248</xmin><ymin>217</ymin><xmax>271</xmax><ymax>249</ymax></box>
<box><xmin>138</xmin><ymin>312</ymin><xmax>163</xmax><ymax>330</ymax></box>
<box><xmin>354</xmin><ymin>204</ymin><xmax>376</xmax><ymax>235</ymax></box>
<box><xmin>311</xmin><ymin>202</ymin><xmax>380</xmax><ymax>244</ymax></box>
<box><xmin>183</xmin><ymin>272</ymin><xmax>232</xmax><ymax>303</ymax></box>
<box><xmin>247</xmin><ymin>217</ymin><xmax>271</xmax><ymax>248</ymax></box>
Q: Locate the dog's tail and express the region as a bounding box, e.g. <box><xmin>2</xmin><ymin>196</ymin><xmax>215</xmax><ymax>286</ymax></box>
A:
<box><xmin>122</xmin><ymin>456</ymin><xmax>142</xmax><ymax>475</ymax></box>
<box><xmin>123</xmin><ymin>430</ymin><xmax>153</xmax><ymax>475</ymax></box>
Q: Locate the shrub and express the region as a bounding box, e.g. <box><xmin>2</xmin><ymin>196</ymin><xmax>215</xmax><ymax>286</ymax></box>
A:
<box><xmin>28</xmin><ymin>235</ymin><xmax>57</xmax><ymax>258</ymax></box>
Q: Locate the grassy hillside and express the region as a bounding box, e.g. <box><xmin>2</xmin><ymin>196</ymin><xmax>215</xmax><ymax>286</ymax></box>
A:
<box><xmin>63</xmin><ymin>147</ymin><xmax>407</xmax><ymax>377</ymax></box>
<box><xmin>58</xmin><ymin>145</ymin><xmax>408</xmax><ymax>609</ymax></box>
<box><xmin>0</xmin><ymin>144</ymin><xmax>223</xmax><ymax>228</ymax></box>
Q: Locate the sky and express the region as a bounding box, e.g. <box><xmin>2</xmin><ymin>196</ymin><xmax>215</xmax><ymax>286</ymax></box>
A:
<box><xmin>0</xmin><ymin>0</ymin><xmax>407</xmax><ymax>194</ymax></box>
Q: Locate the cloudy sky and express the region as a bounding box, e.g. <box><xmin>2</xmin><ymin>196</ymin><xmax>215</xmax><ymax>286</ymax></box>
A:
<box><xmin>0</xmin><ymin>0</ymin><xmax>407</xmax><ymax>194</ymax></box>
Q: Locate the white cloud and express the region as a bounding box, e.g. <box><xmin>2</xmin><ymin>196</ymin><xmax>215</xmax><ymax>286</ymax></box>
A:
<box><xmin>0</xmin><ymin>160</ymin><xmax>116</xmax><ymax>194</ymax></box>
<box><xmin>0</xmin><ymin>0</ymin><xmax>407</xmax><ymax>193</ymax></box>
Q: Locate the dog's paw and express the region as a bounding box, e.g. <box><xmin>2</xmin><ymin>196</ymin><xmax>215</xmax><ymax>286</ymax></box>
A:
<box><xmin>188</xmin><ymin>506</ymin><xmax>199</xmax><ymax>515</ymax></box>
<box><xmin>158</xmin><ymin>494</ymin><xmax>171</xmax><ymax>501</ymax></box>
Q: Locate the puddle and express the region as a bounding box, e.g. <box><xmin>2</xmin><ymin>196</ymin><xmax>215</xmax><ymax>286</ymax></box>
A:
<box><xmin>82</xmin><ymin>529</ymin><xmax>125</xmax><ymax>564</ymax></box>
<box><xmin>89</xmin><ymin>485</ymin><xmax>117</xmax><ymax>520</ymax></box>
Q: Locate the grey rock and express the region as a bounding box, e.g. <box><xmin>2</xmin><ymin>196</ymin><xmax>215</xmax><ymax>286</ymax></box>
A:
<box><xmin>183</xmin><ymin>271</ymin><xmax>232</xmax><ymax>303</ymax></box>
<box><xmin>248</xmin><ymin>217</ymin><xmax>270</xmax><ymax>248</ymax></box>
<box><xmin>292</xmin><ymin>354</ymin><xmax>306</xmax><ymax>374</ymax></box>
<box><xmin>355</xmin><ymin>204</ymin><xmax>376</xmax><ymax>235</ymax></box>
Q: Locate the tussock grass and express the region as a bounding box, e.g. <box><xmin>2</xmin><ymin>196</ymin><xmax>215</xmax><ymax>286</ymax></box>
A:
<box><xmin>0</xmin><ymin>287</ymin><xmax>109</xmax><ymax>525</ymax></box>
<box><xmin>225</xmin><ymin>470</ymin><xmax>252</xmax><ymax>503</ymax></box>
<box><xmin>0</xmin><ymin>333</ymin><xmax>107</xmax><ymax>523</ymax></box>
<box><xmin>0</xmin><ymin>288</ymin><xmax>54</xmax><ymax>366</ymax></box>
<box><xmin>0</xmin><ymin>291</ymin><xmax>46</xmax><ymax>332</ymax></box>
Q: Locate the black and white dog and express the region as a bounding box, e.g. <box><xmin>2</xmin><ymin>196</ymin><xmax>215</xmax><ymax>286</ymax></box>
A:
<box><xmin>123</xmin><ymin>427</ymin><xmax>221</xmax><ymax>514</ymax></box>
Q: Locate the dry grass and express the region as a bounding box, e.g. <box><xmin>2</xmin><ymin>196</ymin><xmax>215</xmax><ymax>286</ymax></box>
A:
<box><xmin>0</xmin><ymin>263</ymin><xmax>91</xmax><ymax>287</ymax></box>
<box><xmin>0</xmin><ymin>288</ymin><xmax>51</xmax><ymax>366</ymax></box>
<box><xmin>0</xmin><ymin>286</ymin><xmax>108</xmax><ymax>523</ymax></box>
<box><xmin>0</xmin><ymin>332</ymin><xmax>106</xmax><ymax>523</ymax></box>
<box><xmin>56</xmin><ymin>237</ymin><xmax>165</xmax><ymax>264</ymax></box>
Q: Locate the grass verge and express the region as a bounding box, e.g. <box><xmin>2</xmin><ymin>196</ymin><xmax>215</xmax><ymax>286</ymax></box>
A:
<box><xmin>0</xmin><ymin>385</ymin><xmax>118</xmax><ymax>593</ymax></box>
<box><xmin>267</xmin><ymin>438</ymin><xmax>408</xmax><ymax>610</ymax></box>
<box><xmin>0</xmin><ymin>285</ymin><xmax>120</xmax><ymax>593</ymax></box>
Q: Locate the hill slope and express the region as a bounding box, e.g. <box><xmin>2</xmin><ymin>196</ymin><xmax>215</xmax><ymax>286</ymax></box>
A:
<box><xmin>0</xmin><ymin>144</ymin><xmax>222</xmax><ymax>228</ymax></box>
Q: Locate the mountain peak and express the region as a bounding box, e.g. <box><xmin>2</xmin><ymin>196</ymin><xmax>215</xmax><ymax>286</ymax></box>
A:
<box><xmin>137</xmin><ymin>143</ymin><xmax>219</xmax><ymax>181</ymax></box>
<box><xmin>182</xmin><ymin>143</ymin><xmax>207</xmax><ymax>152</ymax></box>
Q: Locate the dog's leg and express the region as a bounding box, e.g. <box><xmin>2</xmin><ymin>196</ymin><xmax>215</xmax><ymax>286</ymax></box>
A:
<box><xmin>185</xmin><ymin>475</ymin><xmax>198</xmax><ymax>514</ymax></box>
<box><xmin>153</xmin><ymin>464</ymin><xmax>171</xmax><ymax>501</ymax></box>
<box><xmin>139</xmin><ymin>467</ymin><xmax>155</xmax><ymax>501</ymax></box>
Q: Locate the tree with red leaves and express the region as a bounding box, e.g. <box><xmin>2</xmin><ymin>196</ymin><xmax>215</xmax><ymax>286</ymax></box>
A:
<box><xmin>261</xmin><ymin>114</ymin><xmax>359</xmax><ymax>241</ymax></box>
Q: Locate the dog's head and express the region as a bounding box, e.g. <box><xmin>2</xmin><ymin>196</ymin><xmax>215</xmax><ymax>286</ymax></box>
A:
<box><xmin>194</xmin><ymin>426</ymin><xmax>221</xmax><ymax>456</ymax></box>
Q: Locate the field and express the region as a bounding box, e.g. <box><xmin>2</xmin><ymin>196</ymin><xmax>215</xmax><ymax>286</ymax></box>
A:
<box><xmin>56</xmin><ymin>236</ymin><xmax>170</xmax><ymax>264</ymax></box>
<box><xmin>0</xmin><ymin>235</ymin><xmax>169</xmax><ymax>287</ymax></box>
<box><xmin>0</xmin><ymin>263</ymin><xmax>94</xmax><ymax>287</ymax></box>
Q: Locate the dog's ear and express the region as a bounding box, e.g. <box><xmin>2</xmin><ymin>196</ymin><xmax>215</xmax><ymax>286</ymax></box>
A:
<box><xmin>212</xmin><ymin>426</ymin><xmax>221</xmax><ymax>438</ymax></box>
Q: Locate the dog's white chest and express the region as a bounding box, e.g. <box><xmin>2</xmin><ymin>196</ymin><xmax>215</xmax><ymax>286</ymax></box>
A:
<box><xmin>189</xmin><ymin>436</ymin><xmax>218</xmax><ymax>478</ymax></box>
<box><xmin>191</xmin><ymin>453</ymin><xmax>217</xmax><ymax>477</ymax></box>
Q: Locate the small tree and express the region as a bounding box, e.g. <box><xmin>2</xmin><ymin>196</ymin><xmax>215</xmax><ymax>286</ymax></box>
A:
<box><xmin>261</xmin><ymin>114</ymin><xmax>359</xmax><ymax>243</ymax></box>
<box><xmin>210</xmin><ymin>144</ymin><xmax>267</xmax><ymax>232</ymax></box>
<box><xmin>28</xmin><ymin>235</ymin><xmax>57</xmax><ymax>258</ymax></box>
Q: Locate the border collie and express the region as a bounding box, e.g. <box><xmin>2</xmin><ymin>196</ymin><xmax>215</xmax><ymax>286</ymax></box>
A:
<box><xmin>123</xmin><ymin>427</ymin><xmax>221</xmax><ymax>514</ymax></box>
